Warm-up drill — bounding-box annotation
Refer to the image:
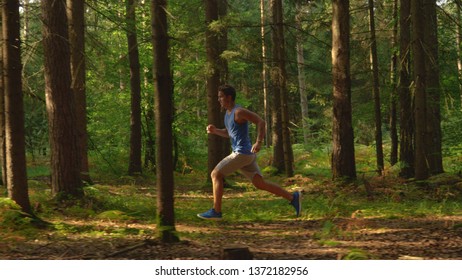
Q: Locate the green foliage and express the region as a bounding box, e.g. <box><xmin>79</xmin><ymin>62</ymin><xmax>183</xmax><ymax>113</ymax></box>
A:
<box><xmin>0</xmin><ymin>198</ymin><xmax>40</xmax><ymax>238</ymax></box>
<box><xmin>97</xmin><ymin>210</ymin><xmax>133</xmax><ymax>221</ymax></box>
<box><xmin>442</xmin><ymin>111</ymin><xmax>462</xmax><ymax>173</ymax></box>
<box><xmin>343</xmin><ymin>249</ymin><xmax>371</xmax><ymax>260</ymax></box>
<box><xmin>314</xmin><ymin>220</ymin><xmax>340</xmax><ymax>241</ymax></box>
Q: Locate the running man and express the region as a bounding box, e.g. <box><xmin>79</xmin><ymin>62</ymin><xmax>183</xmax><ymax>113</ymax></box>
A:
<box><xmin>197</xmin><ymin>84</ymin><xmax>301</xmax><ymax>220</ymax></box>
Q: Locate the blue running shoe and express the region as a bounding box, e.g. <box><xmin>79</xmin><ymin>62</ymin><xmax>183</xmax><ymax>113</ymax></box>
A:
<box><xmin>290</xmin><ymin>191</ymin><xmax>302</xmax><ymax>217</ymax></box>
<box><xmin>197</xmin><ymin>208</ymin><xmax>222</xmax><ymax>220</ymax></box>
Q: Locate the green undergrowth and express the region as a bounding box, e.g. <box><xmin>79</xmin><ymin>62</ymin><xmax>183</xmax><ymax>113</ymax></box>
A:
<box><xmin>2</xmin><ymin>144</ymin><xmax>462</xmax><ymax>244</ymax></box>
<box><xmin>8</xmin><ymin>170</ymin><xmax>461</xmax><ymax>242</ymax></box>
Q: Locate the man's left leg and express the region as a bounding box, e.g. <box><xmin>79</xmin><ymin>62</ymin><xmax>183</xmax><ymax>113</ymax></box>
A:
<box><xmin>251</xmin><ymin>174</ymin><xmax>292</xmax><ymax>201</ymax></box>
<box><xmin>251</xmin><ymin>174</ymin><xmax>302</xmax><ymax>217</ymax></box>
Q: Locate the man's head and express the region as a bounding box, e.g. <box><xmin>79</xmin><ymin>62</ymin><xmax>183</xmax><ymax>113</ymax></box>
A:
<box><xmin>218</xmin><ymin>84</ymin><xmax>236</xmax><ymax>101</ymax></box>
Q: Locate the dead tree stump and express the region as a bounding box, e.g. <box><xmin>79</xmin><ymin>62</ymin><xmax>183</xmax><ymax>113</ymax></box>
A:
<box><xmin>221</xmin><ymin>246</ymin><xmax>253</xmax><ymax>260</ymax></box>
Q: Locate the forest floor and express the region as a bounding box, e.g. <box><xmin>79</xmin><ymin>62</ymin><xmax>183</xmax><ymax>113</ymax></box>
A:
<box><xmin>2</xmin><ymin>172</ymin><xmax>462</xmax><ymax>260</ymax></box>
<box><xmin>3</xmin><ymin>215</ymin><xmax>462</xmax><ymax>260</ymax></box>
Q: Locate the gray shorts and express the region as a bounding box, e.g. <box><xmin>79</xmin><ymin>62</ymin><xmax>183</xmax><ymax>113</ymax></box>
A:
<box><xmin>214</xmin><ymin>152</ymin><xmax>262</xmax><ymax>180</ymax></box>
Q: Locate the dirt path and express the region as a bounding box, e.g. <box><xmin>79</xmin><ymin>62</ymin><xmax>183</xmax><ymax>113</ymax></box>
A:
<box><xmin>2</xmin><ymin>216</ymin><xmax>462</xmax><ymax>260</ymax></box>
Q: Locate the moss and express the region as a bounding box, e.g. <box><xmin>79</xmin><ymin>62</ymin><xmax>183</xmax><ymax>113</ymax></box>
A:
<box><xmin>96</xmin><ymin>210</ymin><xmax>132</xmax><ymax>221</ymax></box>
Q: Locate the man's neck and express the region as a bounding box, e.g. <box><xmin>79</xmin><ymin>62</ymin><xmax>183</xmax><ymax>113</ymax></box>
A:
<box><xmin>226</xmin><ymin>103</ymin><xmax>236</xmax><ymax>113</ymax></box>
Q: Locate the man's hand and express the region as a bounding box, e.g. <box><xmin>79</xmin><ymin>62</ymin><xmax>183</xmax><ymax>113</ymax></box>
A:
<box><xmin>251</xmin><ymin>141</ymin><xmax>263</xmax><ymax>153</ymax></box>
<box><xmin>207</xmin><ymin>124</ymin><xmax>216</xmax><ymax>134</ymax></box>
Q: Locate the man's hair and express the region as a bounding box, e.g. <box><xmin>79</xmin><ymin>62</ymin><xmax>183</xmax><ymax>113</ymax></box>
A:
<box><xmin>218</xmin><ymin>84</ymin><xmax>236</xmax><ymax>101</ymax></box>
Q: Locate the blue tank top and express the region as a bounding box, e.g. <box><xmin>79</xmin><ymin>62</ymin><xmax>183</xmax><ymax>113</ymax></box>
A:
<box><xmin>224</xmin><ymin>105</ymin><xmax>252</xmax><ymax>154</ymax></box>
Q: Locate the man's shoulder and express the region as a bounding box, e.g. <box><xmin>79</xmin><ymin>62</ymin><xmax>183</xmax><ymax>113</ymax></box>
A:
<box><xmin>235</xmin><ymin>107</ymin><xmax>252</xmax><ymax>117</ymax></box>
<box><xmin>234</xmin><ymin>107</ymin><xmax>250</xmax><ymax>123</ymax></box>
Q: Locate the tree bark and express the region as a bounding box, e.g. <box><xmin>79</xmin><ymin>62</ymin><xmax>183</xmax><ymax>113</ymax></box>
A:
<box><xmin>205</xmin><ymin>0</ymin><xmax>227</xmax><ymax>180</ymax></box>
<box><xmin>368</xmin><ymin>0</ymin><xmax>384</xmax><ymax>175</ymax></box>
<box><xmin>151</xmin><ymin>0</ymin><xmax>179</xmax><ymax>243</ymax></box>
<box><xmin>42</xmin><ymin>0</ymin><xmax>83</xmax><ymax>198</ymax></box>
<box><xmin>218</xmin><ymin>0</ymin><xmax>231</xmax><ymax>161</ymax></box>
<box><xmin>423</xmin><ymin>0</ymin><xmax>443</xmax><ymax>175</ymax></box>
<box><xmin>67</xmin><ymin>0</ymin><xmax>91</xmax><ymax>183</ymax></box>
<box><xmin>2</xmin><ymin>0</ymin><xmax>32</xmax><ymax>213</ymax></box>
<box><xmin>0</xmin><ymin>17</ymin><xmax>6</xmax><ymax>187</ymax></box>
<box><xmin>22</xmin><ymin>0</ymin><xmax>30</xmax><ymax>41</ymax></box>
<box><xmin>411</xmin><ymin>0</ymin><xmax>429</xmax><ymax>180</ymax></box>
<box><xmin>389</xmin><ymin>0</ymin><xmax>399</xmax><ymax>166</ymax></box>
<box><xmin>126</xmin><ymin>0</ymin><xmax>143</xmax><ymax>175</ymax></box>
<box><xmin>296</xmin><ymin>0</ymin><xmax>310</xmax><ymax>147</ymax></box>
<box><xmin>331</xmin><ymin>0</ymin><xmax>356</xmax><ymax>180</ymax></box>
<box><xmin>271</xmin><ymin>0</ymin><xmax>293</xmax><ymax>177</ymax></box>
<box><xmin>398</xmin><ymin>0</ymin><xmax>414</xmax><ymax>178</ymax></box>
<box><xmin>457</xmin><ymin>0</ymin><xmax>462</xmax><ymax>110</ymax></box>
<box><xmin>260</xmin><ymin>0</ymin><xmax>271</xmax><ymax>147</ymax></box>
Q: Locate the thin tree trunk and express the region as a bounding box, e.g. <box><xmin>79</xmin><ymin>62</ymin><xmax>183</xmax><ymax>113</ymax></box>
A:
<box><xmin>42</xmin><ymin>0</ymin><xmax>83</xmax><ymax>198</ymax></box>
<box><xmin>151</xmin><ymin>0</ymin><xmax>178</xmax><ymax>243</ymax></box>
<box><xmin>3</xmin><ymin>0</ymin><xmax>32</xmax><ymax>213</ymax></box>
<box><xmin>296</xmin><ymin>0</ymin><xmax>310</xmax><ymax>147</ymax></box>
<box><xmin>205</xmin><ymin>0</ymin><xmax>225</xmax><ymax>180</ymax></box>
<box><xmin>126</xmin><ymin>0</ymin><xmax>143</xmax><ymax>175</ymax></box>
<box><xmin>389</xmin><ymin>0</ymin><xmax>399</xmax><ymax>166</ymax></box>
<box><xmin>67</xmin><ymin>0</ymin><xmax>91</xmax><ymax>183</ymax></box>
<box><xmin>423</xmin><ymin>0</ymin><xmax>443</xmax><ymax>175</ymax></box>
<box><xmin>271</xmin><ymin>0</ymin><xmax>293</xmax><ymax>177</ymax></box>
<box><xmin>140</xmin><ymin>0</ymin><xmax>155</xmax><ymax>171</ymax></box>
<box><xmin>331</xmin><ymin>0</ymin><xmax>356</xmax><ymax>180</ymax></box>
<box><xmin>398</xmin><ymin>0</ymin><xmax>414</xmax><ymax>178</ymax></box>
<box><xmin>270</xmin><ymin>0</ymin><xmax>284</xmax><ymax>173</ymax></box>
<box><xmin>0</xmin><ymin>17</ymin><xmax>6</xmax><ymax>187</ymax></box>
<box><xmin>218</xmin><ymin>0</ymin><xmax>228</xmax><ymax>85</ymax></box>
<box><xmin>144</xmin><ymin>97</ymin><xmax>156</xmax><ymax>171</ymax></box>
<box><xmin>368</xmin><ymin>0</ymin><xmax>384</xmax><ymax>175</ymax></box>
<box><xmin>457</xmin><ymin>0</ymin><xmax>462</xmax><ymax>110</ymax></box>
<box><xmin>218</xmin><ymin>0</ymin><xmax>230</xmax><ymax>160</ymax></box>
<box><xmin>22</xmin><ymin>0</ymin><xmax>30</xmax><ymax>41</ymax></box>
<box><xmin>260</xmin><ymin>0</ymin><xmax>270</xmax><ymax>147</ymax></box>
<box><xmin>411</xmin><ymin>0</ymin><xmax>429</xmax><ymax>180</ymax></box>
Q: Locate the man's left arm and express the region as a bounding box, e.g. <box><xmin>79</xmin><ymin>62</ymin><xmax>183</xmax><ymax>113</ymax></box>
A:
<box><xmin>236</xmin><ymin>108</ymin><xmax>266</xmax><ymax>153</ymax></box>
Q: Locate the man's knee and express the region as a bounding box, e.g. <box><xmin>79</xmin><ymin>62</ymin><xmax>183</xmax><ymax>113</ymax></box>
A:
<box><xmin>252</xmin><ymin>174</ymin><xmax>266</xmax><ymax>189</ymax></box>
<box><xmin>211</xmin><ymin>169</ymin><xmax>223</xmax><ymax>181</ymax></box>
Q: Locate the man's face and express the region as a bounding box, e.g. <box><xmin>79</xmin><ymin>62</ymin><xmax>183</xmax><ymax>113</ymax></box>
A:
<box><xmin>218</xmin><ymin>91</ymin><xmax>232</xmax><ymax>109</ymax></box>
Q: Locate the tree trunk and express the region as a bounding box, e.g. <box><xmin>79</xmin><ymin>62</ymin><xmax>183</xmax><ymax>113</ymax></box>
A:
<box><xmin>270</xmin><ymin>0</ymin><xmax>284</xmax><ymax>172</ymax></box>
<box><xmin>411</xmin><ymin>0</ymin><xmax>429</xmax><ymax>180</ymax></box>
<box><xmin>151</xmin><ymin>0</ymin><xmax>179</xmax><ymax>243</ymax></box>
<box><xmin>368</xmin><ymin>0</ymin><xmax>384</xmax><ymax>175</ymax></box>
<box><xmin>22</xmin><ymin>0</ymin><xmax>30</xmax><ymax>41</ymax></box>
<box><xmin>218</xmin><ymin>0</ymin><xmax>228</xmax><ymax>85</ymax></box>
<box><xmin>218</xmin><ymin>0</ymin><xmax>231</xmax><ymax>160</ymax></box>
<box><xmin>67</xmin><ymin>0</ymin><xmax>91</xmax><ymax>183</ymax></box>
<box><xmin>0</xmin><ymin>18</ymin><xmax>6</xmax><ymax>187</ymax></box>
<box><xmin>42</xmin><ymin>0</ymin><xmax>83</xmax><ymax>198</ymax></box>
<box><xmin>398</xmin><ymin>0</ymin><xmax>414</xmax><ymax>178</ymax></box>
<box><xmin>205</xmin><ymin>0</ymin><xmax>227</xmax><ymax>180</ymax></box>
<box><xmin>144</xmin><ymin>101</ymin><xmax>156</xmax><ymax>171</ymax></box>
<box><xmin>389</xmin><ymin>0</ymin><xmax>399</xmax><ymax>166</ymax></box>
<box><xmin>423</xmin><ymin>0</ymin><xmax>443</xmax><ymax>175</ymax></box>
<box><xmin>260</xmin><ymin>0</ymin><xmax>271</xmax><ymax>147</ymax></box>
<box><xmin>296</xmin><ymin>0</ymin><xmax>310</xmax><ymax>147</ymax></box>
<box><xmin>331</xmin><ymin>0</ymin><xmax>356</xmax><ymax>180</ymax></box>
<box><xmin>457</xmin><ymin>0</ymin><xmax>462</xmax><ymax>110</ymax></box>
<box><xmin>271</xmin><ymin>0</ymin><xmax>293</xmax><ymax>177</ymax></box>
<box><xmin>2</xmin><ymin>0</ymin><xmax>32</xmax><ymax>213</ymax></box>
<box><xmin>141</xmin><ymin>1</ymin><xmax>155</xmax><ymax>171</ymax></box>
<box><xmin>126</xmin><ymin>0</ymin><xmax>143</xmax><ymax>175</ymax></box>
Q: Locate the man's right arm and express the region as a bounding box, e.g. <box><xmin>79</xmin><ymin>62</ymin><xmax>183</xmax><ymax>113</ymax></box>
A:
<box><xmin>207</xmin><ymin>124</ymin><xmax>229</xmax><ymax>138</ymax></box>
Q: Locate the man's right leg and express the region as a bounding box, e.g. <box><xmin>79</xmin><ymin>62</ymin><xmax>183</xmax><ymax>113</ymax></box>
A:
<box><xmin>198</xmin><ymin>153</ymin><xmax>254</xmax><ymax>220</ymax></box>
<box><xmin>211</xmin><ymin>169</ymin><xmax>224</xmax><ymax>213</ymax></box>
<box><xmin>197</xmin><ymin>168</ymin><xmax>225</xmax><ymax>220</ymax></box>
